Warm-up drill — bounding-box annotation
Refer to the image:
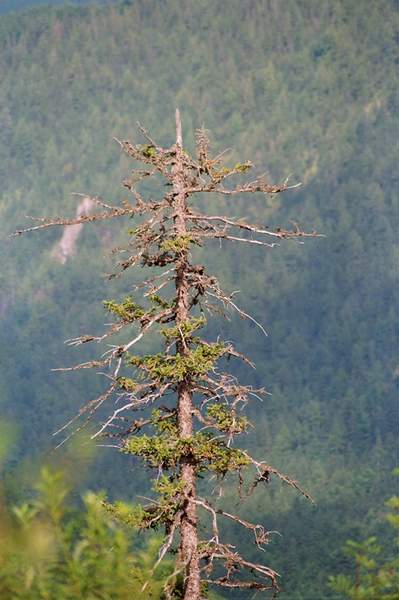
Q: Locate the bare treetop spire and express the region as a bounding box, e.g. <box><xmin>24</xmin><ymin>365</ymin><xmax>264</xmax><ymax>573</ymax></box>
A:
<box><xmin>175</xmin><ymin>108</ymin><xmax>182</xmax><ymax>147</ymax></box>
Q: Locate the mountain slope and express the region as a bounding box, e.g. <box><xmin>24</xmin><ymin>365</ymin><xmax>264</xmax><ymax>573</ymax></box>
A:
<box><xmin>0</xmin><ymin>0</ymin><xmax>107</xmax><ymax>17</ymax></box>
<box><xmin>0</xmin><ymin>1</ymin><xmax>398</xmax><ymax>597</ymax></box>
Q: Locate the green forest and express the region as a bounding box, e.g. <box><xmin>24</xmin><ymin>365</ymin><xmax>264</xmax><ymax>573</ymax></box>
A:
<box><xmin>0</xmin><ymin>0</ymin><xmax>398</xmax><ymax>598</ymax></box>
<box><xmin>0</xmin><ymin>0</ymin><xmax>105</xmax><ymax>17</ymax></box>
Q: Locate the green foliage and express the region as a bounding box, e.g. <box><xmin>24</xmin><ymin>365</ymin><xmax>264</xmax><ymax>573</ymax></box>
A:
<box><xmin>0</xmin><ymin>0</ymin><xmax>99</xmax><ymax>16</ymax></box>
<box><xmin>160</xmin><ymin>316</ymin><xmax>206</xmax><ymax>341</ymax></box>
<box><xmin>160</xmin><ymin>234</ymin><xmax>194</xmax><ymax>254</ymax></box>
<box><xmin>330</xmin><ymin>476</ymin><xmax>399</xmax><ymax>599</ymax></box>
<box><xmin>206</xmin><ymin>403</ymin><xmax>249</xmax><ymax>434</ymax></box>
<box><xmin>105</xmin><ymin>475</ymin><xmax>185</xmax><ymax>531</ymax></box>
<box><xmin>104</xmin><ymin>499</ymin><xmax>154</xmax><ymax>529</ymax></box>
<box><xmin>140</xmin><ymin>144</ymin><xmax>157</xmax><ymax>158</ymax></box>
<box><xmin>128</xmin><ymin>342</ymin><xmax>227</xmax><ymax>382</ymax></box>
<box><xmin>0</xmin><ymin>468</ymin><xmax>176</xmax><ymax>599</ymax></box>
<box><xmin>104</xmin><ymin>296</ymin><xmax>145</xmax><ymax>321</ymax></box>
<box><xmin>124</xmin><ymin>429</ymin><xmax>249</xmax><ymax>475</ymax></box>
<box><xmin>151</xmin><ymin>409</ymin><xmax>178</xmax><ymax>434</ymax></box>
<box><xmin>148</xmin><ymin>294</ymin><xmax>175</xmax><ymax>310</ymax></box>
<box><xmin>117</xmin><ymin>376</ymin><xmax>137</xmax><ymax>391</ymax></box>
<box><xmin>233</xmin><ymin>161</ymin><xmax>252</xmax><ymax>173</ymax></box>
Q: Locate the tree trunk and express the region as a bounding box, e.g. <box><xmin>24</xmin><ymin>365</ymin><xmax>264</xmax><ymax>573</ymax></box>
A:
<box><xmin>173</xmin><ymin>109</ymin><xmax>201</xmax><ymax>599</ymax></box>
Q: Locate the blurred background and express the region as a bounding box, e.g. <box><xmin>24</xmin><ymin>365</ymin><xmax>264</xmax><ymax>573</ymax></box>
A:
<box><xmin>0</xmin><ymin>1</ymin><xmax>398</xmax><ymax>597</ymax></box>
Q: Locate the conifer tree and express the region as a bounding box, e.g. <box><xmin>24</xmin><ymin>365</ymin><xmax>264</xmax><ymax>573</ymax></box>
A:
<box><xmin>17</xmin><ymin>111</ymin><xmax>317</xmax><ymax>598</ymax></box>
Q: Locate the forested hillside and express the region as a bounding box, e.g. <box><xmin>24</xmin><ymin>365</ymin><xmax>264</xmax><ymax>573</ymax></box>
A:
<box><xmin>0</xmin><ymin>0</ymin><xmax>106</xmax><ymax>17</ymax></box>
<box><xmin>0</xmin><ymin>1</ymin><xmax>398</xmax><ymax>597</ymax></box>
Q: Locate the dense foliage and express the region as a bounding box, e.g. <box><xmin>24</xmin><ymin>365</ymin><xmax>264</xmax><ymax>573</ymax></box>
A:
<box><xmin>0</xmin><ymin>0</ymin><xmax>106</xmax><ymax>17</ymax></box>
<box><xmin>0</xmin><ymin>443</ymin><xmax>177</xmax><ymax>599</ymax></box>
<box><xmin>330</xmin><ymin>470</ymin><xmax>399</xmax><ymax>599</ymax></box>
<box><xmin>1</xmin><ymin>0</ymin><xmax>398</xmax><ymax>597</ymax></box>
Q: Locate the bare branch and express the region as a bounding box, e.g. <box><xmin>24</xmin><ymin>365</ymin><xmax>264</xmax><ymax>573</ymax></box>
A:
<box><xmin>245</xmin><ymin>454</ymin><xmax>315</xmax><ymax>503</ymax></box>
<box><xmin>13</xmin><ymin>202</ymin><xmax>141</xmax><ymax>237</ymax></box>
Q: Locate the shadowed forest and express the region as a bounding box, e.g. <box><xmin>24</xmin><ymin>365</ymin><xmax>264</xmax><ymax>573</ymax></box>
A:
<box><xmin>0</xmin><ymin>1</ymin><xmax>398</xmax><ymax>598</ymax></box>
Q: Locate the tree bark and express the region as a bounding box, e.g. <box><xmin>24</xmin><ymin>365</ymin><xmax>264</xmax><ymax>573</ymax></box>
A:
<box><xmin>173</xmin><ymin>109</ymin><xmax>201</xmax><ymax>600</ymax></box>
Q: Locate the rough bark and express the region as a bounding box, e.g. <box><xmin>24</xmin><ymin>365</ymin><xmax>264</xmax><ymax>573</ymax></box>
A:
<box><xmin>173</xmin><ymin>109</ymin><xmax>201</xmax><ymax>600</ymax></box>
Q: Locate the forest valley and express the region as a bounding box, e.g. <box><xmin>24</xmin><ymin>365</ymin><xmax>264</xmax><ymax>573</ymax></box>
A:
<box><xmin>0</xmin><ymin>1</ymin><xmax>398</xmax><ymax>598</ymax></box>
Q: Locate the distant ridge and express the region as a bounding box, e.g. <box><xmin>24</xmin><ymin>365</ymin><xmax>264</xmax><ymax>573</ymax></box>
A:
<box><xmin>0</xmin><ymin>0</ymin><xmax>114</xmax><ymax>17</ymax></box>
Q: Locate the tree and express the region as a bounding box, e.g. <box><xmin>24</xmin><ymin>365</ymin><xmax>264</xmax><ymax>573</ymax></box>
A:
<box><xmin>17</xmin><ymin>110</ymin><xmax>317</xmax><ymax>598</ymax></box>
<box><xmin>0</xmin><ymin>467</ymin><xmax>176</xmax><ymax>599</ymax></box>
<box><xmin>329</xmin><ymin>469</ymin><xmax>399</xmax><ymax>599</ymax></box>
